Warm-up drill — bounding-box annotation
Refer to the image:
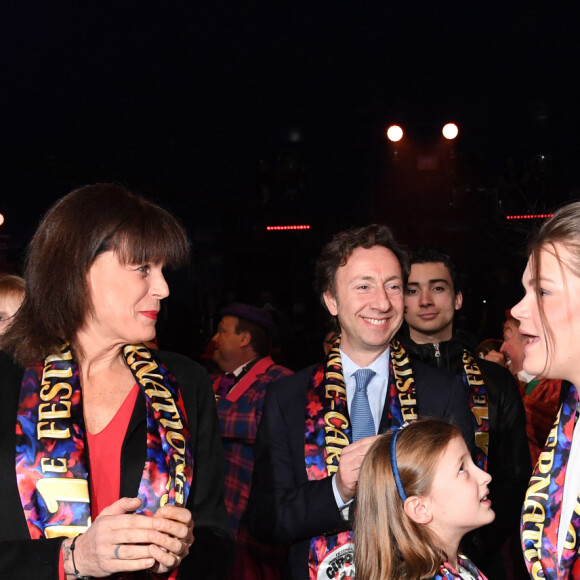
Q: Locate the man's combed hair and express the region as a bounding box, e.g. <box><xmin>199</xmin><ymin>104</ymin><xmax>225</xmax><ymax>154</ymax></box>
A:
<box><xmin>2</xmin><ymin>183</ymin><xmax>190</xmax><ymax>365</ymax></box>
<box><xmin>409</xmin><ymin>247</ymin><xmax>461</xmax><ymax>294</ymax></box>
<box><xmin>354</xmin><ymin>419</ymin><xmax>461</xmax><ymax>580</ymax></box>
<box><xmin>314</xmin><ymin>224</ymin><xmax>409</xmax><ymax>302</ymax></box>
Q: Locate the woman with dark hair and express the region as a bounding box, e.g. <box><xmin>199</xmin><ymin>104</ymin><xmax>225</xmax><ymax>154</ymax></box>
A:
<box><xmin>513</xmin><ymin>201</ymin><xmax>580</xmax><ymax>579</ymax></box>
<box><xmin>0</xmin><ymin>184</ymin><xmax>232</xmax><ymax>579</ymax></box>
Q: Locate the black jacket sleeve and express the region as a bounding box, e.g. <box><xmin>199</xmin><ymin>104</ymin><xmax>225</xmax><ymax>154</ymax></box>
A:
<box><xmin>247</xmin><ymin>368</ymin><xmax>348</xmax><ymax>546</ymax></box>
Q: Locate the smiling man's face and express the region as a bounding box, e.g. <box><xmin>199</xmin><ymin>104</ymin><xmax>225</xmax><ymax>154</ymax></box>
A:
<box><xmin>323</xmin><ymin>245</ymin><xmax>404</xmax><ymax>367</ymax></box>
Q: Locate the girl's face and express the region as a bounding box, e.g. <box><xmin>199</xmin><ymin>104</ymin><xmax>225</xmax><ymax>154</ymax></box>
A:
<box><xmin>511</xmin><ymin>244</ymin><xmax>580</xmax><ymax>383</ymax></box>
<box><xmin>0</xmin><ymin>293</ymin><xmax>23</xmax><ymax>337</ymax></box>
<box><xmin>425</xmin><ymin>436</ymin><xmax>494</xmax><ymax>548</ymax></box>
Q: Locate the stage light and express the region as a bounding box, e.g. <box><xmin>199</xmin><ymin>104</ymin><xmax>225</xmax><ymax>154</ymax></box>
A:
<box><xmin>442</xmin><ymin>123</ymin><xmax>459</xmax><ymax>140</ymax></box>
<box><xmin>386</xmin><ymin>125</ymin><xmax>403</xmax><ymax>142</ymax></box>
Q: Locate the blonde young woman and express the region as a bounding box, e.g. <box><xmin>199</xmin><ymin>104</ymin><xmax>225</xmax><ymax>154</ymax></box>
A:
<box><xmin>513</xmin><ymin>201</ymin><xmax>580</xmax><ymax>578</ymax></box>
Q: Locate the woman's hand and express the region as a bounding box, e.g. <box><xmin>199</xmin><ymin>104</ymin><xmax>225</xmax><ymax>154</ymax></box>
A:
<box><xmin>62</xmin><ymin>497</ymin><xmax>195</xmax><ymax>578</ymax></box>
<box><xmin>148</xmin><ymin>503</ymin><xmax>195</xmax><ymax>574</ymax></box>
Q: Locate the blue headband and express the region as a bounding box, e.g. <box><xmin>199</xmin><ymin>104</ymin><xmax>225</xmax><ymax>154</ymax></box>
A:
<box><xmin>390</xmin><ymin>426</ymin><xmax>407</xmax><ymax>502</ymax></box>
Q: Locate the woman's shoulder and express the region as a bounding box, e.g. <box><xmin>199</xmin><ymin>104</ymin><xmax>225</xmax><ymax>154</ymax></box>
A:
<box><xmin>152</xmin><ymin>349</ymin><xmax>211</xmax><ymax>389</ymax></box>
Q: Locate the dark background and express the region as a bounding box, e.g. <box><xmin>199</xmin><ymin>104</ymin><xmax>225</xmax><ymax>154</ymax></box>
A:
<box><xmin>1</xmin><ymin>4</ymin><xmax>578</xmax><ymax>368</ymax></box>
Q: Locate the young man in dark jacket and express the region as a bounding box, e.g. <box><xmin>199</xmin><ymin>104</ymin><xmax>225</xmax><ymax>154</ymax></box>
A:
<box><xmin>398</xmin><ymin>247</ymin><xmax>531</xmax><ymax>580</ymax></box>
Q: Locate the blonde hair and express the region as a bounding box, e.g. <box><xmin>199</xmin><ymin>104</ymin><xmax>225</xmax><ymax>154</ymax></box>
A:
<box><xmin>528</xmin><ymin>202</ymin><xmax>580</xmax><ymax>373</ymax></box>
<box><xmin>354</xmin><ymin>419</ymin><xmax>461</xmax><ymax>580</ymax></box>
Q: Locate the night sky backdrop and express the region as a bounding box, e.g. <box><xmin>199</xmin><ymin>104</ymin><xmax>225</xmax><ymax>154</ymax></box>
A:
<box><xmin>1</xmin><ymin>3</ymin><xmax>578</xmax><ymax>362</ymax></box>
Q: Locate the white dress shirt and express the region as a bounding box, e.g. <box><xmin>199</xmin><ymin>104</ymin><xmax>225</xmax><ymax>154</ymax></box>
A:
<box><xmin>332</xmin><ymin>347</ymin><xmax>391</xmax><ymax>509</ymax></box>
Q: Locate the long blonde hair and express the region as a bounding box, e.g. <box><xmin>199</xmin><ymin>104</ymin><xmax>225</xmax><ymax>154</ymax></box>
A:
<box><xmin>354</xmin><ymin>419</ymin><xmax>461</xmax><ymax>580</ymax></box>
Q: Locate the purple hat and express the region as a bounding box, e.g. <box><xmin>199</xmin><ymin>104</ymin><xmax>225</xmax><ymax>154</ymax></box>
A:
<box><xmin>221</xmin><ymin>303</ymin><xmax>276</xmax><ymax>334</ymax></box>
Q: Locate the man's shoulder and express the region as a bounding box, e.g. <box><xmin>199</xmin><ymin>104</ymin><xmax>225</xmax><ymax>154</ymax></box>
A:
<box><xmin>153</xmin><ymin>349</ymin><xmax>211</xmax><ymax>391</ymax></box>
<box><xmin>263</xmin><ymin>361</ymin><xmax>294</xmax><ymax>381</ymax></box>
<box><xmin>474</xmin><ymin>356</ymin><xmax>519</xmax><ymax>392</ymax></box>
<box><xmin>266</xmin><ymin>364</ymin><xmax>317</xmax><ymax>396</ymax></box>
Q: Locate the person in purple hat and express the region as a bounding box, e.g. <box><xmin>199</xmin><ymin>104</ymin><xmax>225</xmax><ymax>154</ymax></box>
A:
<box><xmin>212</xmin><ymin>303</ymin><xmax>293</xmax><ymax>580</ymax></box>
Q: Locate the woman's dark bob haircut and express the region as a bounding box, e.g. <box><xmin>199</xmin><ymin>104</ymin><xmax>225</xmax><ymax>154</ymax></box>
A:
<box><xmin>2</xmin><ymin>183</ymin><xmax>190</xmax><ymax>365</ymax></box>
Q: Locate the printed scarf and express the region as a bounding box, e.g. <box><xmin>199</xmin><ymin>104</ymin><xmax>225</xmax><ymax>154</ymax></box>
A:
<box><xmin>433</xmin><ymin>554</ymin><xmax>487</xmax><ymax>580</ymax></box>
<box><xmin>461</xmin><ymin>351</ymin><xmax>489</xmax><ymax>471</ymax></box>
<box><xmin>15</xmin><ymin>343</ymin><xmax>193</xmax><ymax>541</ymax></box>
<box><xmin>304</xmin><ymin>338</ymin><xmax>418</xmax><ymax>580</ymax></box>
<box><xmin>521</xmin><ymin>383</ymin><xmax>580</xmax><ymax>580</ymax></box>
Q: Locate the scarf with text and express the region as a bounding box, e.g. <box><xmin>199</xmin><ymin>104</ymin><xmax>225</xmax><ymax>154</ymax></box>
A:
<box><xmin>521</xmin><ymin>383</ymin><xmax>580</xmax><ymax>579</ymax></box>
<box><xmin>304</xmin><ymin>338</ymin><xmax>418</xmax><ymax>579</ymax></box>
<box><xmin>15</xmin><ymin>343</ymin><xmax>193</xmax><ymax>541</ymax></box>
<box><xmin>461</xmin><ymin>351</ymin><xmax>489</xmax><ymax>471</ymax></box>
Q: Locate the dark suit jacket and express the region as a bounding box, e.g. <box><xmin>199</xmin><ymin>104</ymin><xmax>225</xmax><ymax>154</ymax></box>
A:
<box><xmin>0</xmin><ymin>349</ymin><xmax>234</xmax><ymax>580</ymax></box>
<box><xmin>246</xmin><ymin>358</ymin><xmax>474</xmax><ymax>580</ymax></box>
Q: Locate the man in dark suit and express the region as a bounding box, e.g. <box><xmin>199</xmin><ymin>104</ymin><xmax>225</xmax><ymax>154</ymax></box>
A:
<box><xmin>247</xmin><ymin>224</ymin><xmax>474</xmax><ymax>580</ymax></box>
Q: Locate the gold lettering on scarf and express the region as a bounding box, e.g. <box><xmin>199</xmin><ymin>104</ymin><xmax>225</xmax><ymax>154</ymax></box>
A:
<box><xmin>462</xmin><ymin>352</ymin><xmax>489</xmax><ymax>458</ymax></box>
<box><xmin>41</xmin><ymin>458</ymin><xmax>67</xmax><ymax>473</ymax></box>
<box><xmin>391</xmin><ymin>341</ymin><xmax>419</xmax><ymax>422</ymax></box>
<box><xmin>37</xmin><ymin>359</ymin><xmax>74</xmax><ymax>440</ymax></box>
<box><xmin>153</xmin><ymin>398</ymin><xmax>184</xmax><ymax>430</ymax></box>
<box><xmin>522</xmin><ymin>422</ymin><xmax>558</xmax><ymax>568</ymax></box>
<box><xmin>36</xmin><ymin>478</ymin><xmax>90</xmax><ymax>513</ymax></box>
<box><xmin>124</xmin><ymin>345</ymin><xmax>188</xmax><ymax>507</ymax></box>
<box><xmin>31</xmin><ymin>345</ymin><xmax>91</xmax><ymax>536</ymax></box>
<box><xmin>326</xmin><ymin>385</ymin><xmax>346</xmax><ymax>398</ymax></box>
<box><xmin>321</xmin><ymin>347</ymin><xmax>350</xmax><ymax>476</ymax></box>
<box><xmin>324</xmin><ymin>427</ymin><xmax>349</xmax><ymax>446</ymax></box>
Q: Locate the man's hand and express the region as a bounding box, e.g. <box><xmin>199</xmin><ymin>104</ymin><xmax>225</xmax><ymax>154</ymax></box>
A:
<box><xmin>335</xmin><ymin>435</ymin><xmax>380</xmax><ymax>503</ymax></box>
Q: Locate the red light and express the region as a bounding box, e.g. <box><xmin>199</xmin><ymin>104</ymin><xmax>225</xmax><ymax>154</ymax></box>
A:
<box><xmin>506</xmin><ymin>214</ymin><xmax>554</xmax><ymax>220</ymax></box>
<box><xmin>0</xmin><ymin>213</ymin><xmax>4</xmax><ymax>226</ymax></box>
<box><xmin>266</xmin><ymin>225</ymin><xmax>311</xmax><ymax>231</ymax></box>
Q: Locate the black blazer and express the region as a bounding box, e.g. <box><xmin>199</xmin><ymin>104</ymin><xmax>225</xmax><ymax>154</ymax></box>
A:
<box><xmin>246</xmin><ymin>359</ymin><xmax>474</xmax><ymax>580</ymax></box>
<box><xmin>0</xmin><ymin>349</ymin><xmax>234</xmax><ymax>580</ymax></box>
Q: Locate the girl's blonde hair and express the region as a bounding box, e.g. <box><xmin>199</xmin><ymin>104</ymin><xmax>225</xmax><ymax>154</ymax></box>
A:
<box><xmin>354</xmin><ymin>419</ymin><xmax>462</xmax><ymax>580</ymax></box>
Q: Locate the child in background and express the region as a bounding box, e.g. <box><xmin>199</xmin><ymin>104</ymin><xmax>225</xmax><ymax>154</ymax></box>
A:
<box><xmin>355</xmin><ymin>419</ymin><xmax>494</xmax><ymax>580</ymax></box>
<box><xmin>0</xmin><ymin>274</ymin><xmax>25</xmax><ymax>338</ymax></box>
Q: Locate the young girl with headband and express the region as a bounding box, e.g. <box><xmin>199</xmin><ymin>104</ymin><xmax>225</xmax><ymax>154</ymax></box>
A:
<box><xmin>354</xmin><ymin>419</ymin><xmax>494</xmax><ymax>580</ymax></box>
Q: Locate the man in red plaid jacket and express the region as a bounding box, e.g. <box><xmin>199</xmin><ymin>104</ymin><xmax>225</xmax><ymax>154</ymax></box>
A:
<box><xmin>212</xmin><ymin>303</ymin><xmax>293</xmax><ymax>580</ymax></box>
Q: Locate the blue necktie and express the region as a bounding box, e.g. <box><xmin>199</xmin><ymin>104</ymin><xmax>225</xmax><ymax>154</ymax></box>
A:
<box><xmin>350</xmin><ymin>368</ymin><xmax>376</xmax><ymax>442</ymax></box>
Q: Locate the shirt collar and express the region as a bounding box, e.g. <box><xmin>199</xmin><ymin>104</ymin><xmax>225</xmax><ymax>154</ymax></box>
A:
<box><xmin>340</xmin><ymin>346</ymin><xmax>391</xmax><ymax>382</ymax></box>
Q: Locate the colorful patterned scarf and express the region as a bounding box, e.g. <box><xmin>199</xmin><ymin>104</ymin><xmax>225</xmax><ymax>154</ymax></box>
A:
<box><xmin>521</xmin><ymin>383</ymin><xmax>580</xmax><ymax>579</ymax></box>
<box><xmin>15</xmin><ymin>343</ymin><xmax>193</xmax><ymax>540</ymax></box>
<box><xmin>304</xmin><ymin>338</ymin><xmax>417</xmax><ymax>579</ymax></box>
<box><xmin>461</xmin><ymin>351</ymin><xmax>489</xmax><ymax>471</ymax></box>
<box><xmin>433</xmin><ymin>554</ymin><xmax>487</xmax><ymax>580</ymax></box>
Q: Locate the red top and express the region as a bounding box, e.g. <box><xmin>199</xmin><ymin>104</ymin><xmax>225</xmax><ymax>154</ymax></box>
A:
<box><xmin>87</xmin><ymin>385</ymin><xmax>139</xmax><ymax>518</ymax></box>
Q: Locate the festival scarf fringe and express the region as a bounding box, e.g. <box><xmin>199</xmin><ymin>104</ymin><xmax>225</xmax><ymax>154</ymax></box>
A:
<box><xmin>304</xmin><ymin>338</ymin><xmax>418</xmax><ymax>579</ymax></box>
<box><xmin>461</xmin><ymin>351</ymin><xmax>489</xmax><ymax>471</ymax></box>
<box><xmin>15</xmin><ymin>343</ymin><xmax>193</xmax><ymax>542</ymax></box>
<box><xmin>521</xmin><ymin>383</ymin><xmax>580</xmax><ymax>579</ymax></box>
